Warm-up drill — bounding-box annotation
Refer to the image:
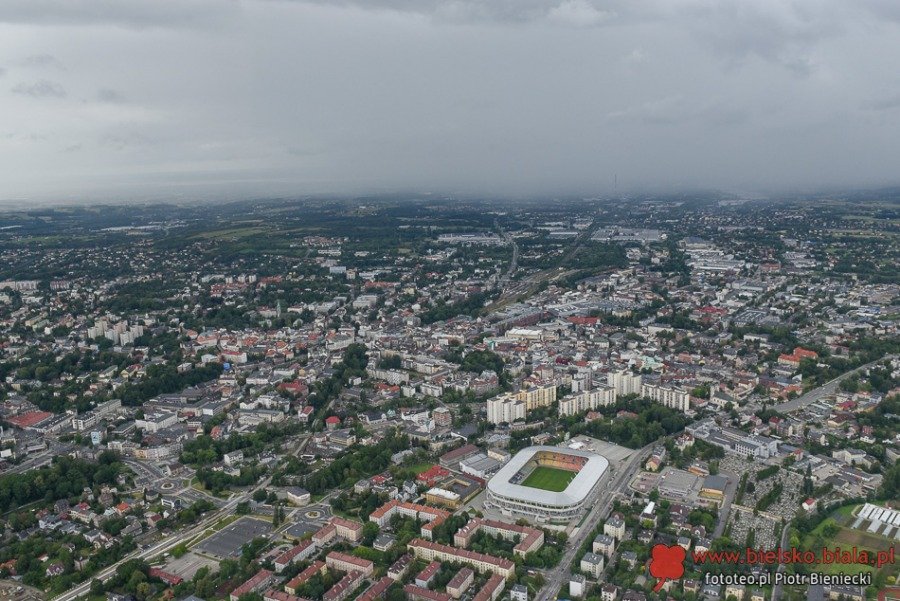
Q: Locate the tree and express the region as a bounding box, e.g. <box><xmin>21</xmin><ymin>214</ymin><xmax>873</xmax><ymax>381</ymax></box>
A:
<box><xmin>136</xmin><ymin>582</ymin><xmax>152</xmax><ymax>601</ymax></box>
<box><xmin>362</xmin><ymin>521</ymin><xmax>380</xmax><ymax>546</ymax></box>
<box><xmin>90</xmin><ymin>579</ymin><xmax>105</xmax><ymax>596</ymax></box>
<box><xmin>880</xmin><ymin>462</ymin><xmax>900</xmax><ymax>500</ymax></box>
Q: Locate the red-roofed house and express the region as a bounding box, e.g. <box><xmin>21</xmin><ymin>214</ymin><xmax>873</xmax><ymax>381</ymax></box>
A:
<box><xmin>230</xmin><ymin>569</ymin><xmax>275</xmax><ymax>601</ymax></box>
<box><xmin>415</xmin><ymin>561</ymin><xmax>441</xmax><ymax>588</ymax></box>
<box><xmin>149</xmin><ymin>567</ymin><xmax>183</xmax><ymax>586</ymax></box>
<box><xmin>416</xmin><ymin>465</ymin><xmax>450</xmax><ymax>487</ymax></box>
<box><xmin>325</xmin><ymin>551</ymin><xmax>374</xmax><ymax>577</ymax></box>
<box><xmin>274</xmin><ymin>540</ymin><xmax>317</xmax><ymax>573</ymax></box>
<box><xmin>285</xmin><ymin>562</ymin><xmax>326</xmax><ymax>595</ymax></box>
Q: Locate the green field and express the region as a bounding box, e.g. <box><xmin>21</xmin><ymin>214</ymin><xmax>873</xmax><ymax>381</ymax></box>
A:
<box><xmin>521</xmin><ymin>466</ymin><xmax>577</xmax><ymax>492</ymax></box>
<box><xmin>800</xmin><ymin>504</ymin><xmax>899</xmax><ymax>582</ymax></box>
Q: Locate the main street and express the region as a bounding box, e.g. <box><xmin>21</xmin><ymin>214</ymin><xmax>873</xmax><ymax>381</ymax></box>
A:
<box><xmin>53</xmin><ymin>478</ymin><xmax>270</xmax><ymax>601</ymax></box>
<box><xmin>773</xmin><ymin>354</ymin><xmax>896</xmax><ymax>413</ymax></box>
<box><xmin>497</xmin><ymin>221</ymin><xmax>519</xmax><ymax>289</ymax></box>
<box><xmin>535</xmin><ymin>441</ymin><xmax>654</xmax><ymax>601</ymax></box>
<box><xmin>54</xmin><ymin>433</ymin><xmax>311</xmax><ymax>601</ymax></box>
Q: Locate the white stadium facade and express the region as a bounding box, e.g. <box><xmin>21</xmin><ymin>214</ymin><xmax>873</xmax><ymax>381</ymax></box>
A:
<box><xmin>485</xmin><ymin>445</ymin><xmax>610</xmax><ymax>523</ymax></box>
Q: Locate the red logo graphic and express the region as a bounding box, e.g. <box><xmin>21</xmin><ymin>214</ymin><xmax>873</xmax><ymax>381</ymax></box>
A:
<box><xmin>650</xmin><ymin>543</ymin><xmax>686</xmax><ymax>592</ymax></box>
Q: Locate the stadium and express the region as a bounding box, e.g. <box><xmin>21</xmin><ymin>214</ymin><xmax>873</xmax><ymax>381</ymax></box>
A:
<box><xmin>485</xmin><ymin>446</ymin><xmax>609</xmax><ymax>523</ymax></box>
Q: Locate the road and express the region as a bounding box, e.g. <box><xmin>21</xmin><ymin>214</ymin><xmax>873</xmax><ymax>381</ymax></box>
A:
<box><xmin>53</xmin><ymin>482</ymin><xmax>265</xmax><ymax>601</ymax></box>
<box><xmin>770</xmin><ymin>520</ymin><xmax>792</xmax><ymax>601</ymax></box>
<box><xmin>497</xmin><ymin>223</ymin><xmax>519</xmax><ymax>289</ymax></box>
<box><xmin>535</xmin><ymin>442</ymin><xmax>655</xmax><ymax>601</ymax></box>
<box><xmin>713</xmin><ymin>471</ymin><xmax>739</xmax><ymax>539</ymax></box>
<box><xmin>773</xmin><ymin>354</ymin><xmax>896</xmax><ymax>413</ymax></box>
<box><xmin>54</xmin><ymin>433</ymin><xmax>311</xmax><ymax>601</ymax></box>
<box><xmin>6</xmin><ymin>440</ymin><xmax>72</xmax><ymax>474</ymax></box>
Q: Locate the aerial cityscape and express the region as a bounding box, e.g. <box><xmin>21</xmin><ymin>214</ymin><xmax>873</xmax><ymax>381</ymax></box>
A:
<box><xmin>0</xmin><ymin>195</ymin><xmax>896</xmax><ymax>601</ymax></box>
<box><xmin>1</xmin><ymin>2</ymin><xmax>899</xmax><ymax>601</ymax></box>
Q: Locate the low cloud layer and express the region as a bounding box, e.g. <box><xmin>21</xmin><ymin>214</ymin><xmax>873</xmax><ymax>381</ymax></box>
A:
<box><xmin>1</xmin><ymin>0</ymin><xmax>899</xmax><ymax>202</ymax></box>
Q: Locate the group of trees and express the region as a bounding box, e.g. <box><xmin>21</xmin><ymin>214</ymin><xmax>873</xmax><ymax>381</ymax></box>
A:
<box><xmin>560</xmin><ymin>397</ymin><xmax>692</xmax><ymax>449</ymax></box>
<box><xmin>664</xmin><ymin>438</ymin><xmax>724</xmax><ymax>470</ymax></box>
<box><xmin>180</xmin><ymin>421</ymin><xmax>300</xmax><ymax>466</ymax></box>
<box><xmin>330</xmin><ymin>489</ymin><xmax>384</xmax><ymax>521</ymax></box>
<box><xmin>195</xmin><ymin>465</ymin><xmax>265</xmax><ymax>494</ymax></box>
<box><xmin>377</xmin><ymin>354</ymin><xmax>402</xmax><ymax>370</ymax></box>
<box><xmin>0</xmin><ymin>452</ymin><xmax>123</xmax><ymax>513</ymax></box>
<box><xmin>456</xmin><ymin>349</ymin><xmax>504</xmax><ymax>375</ymax></box>
<box><xmin>840</xmin><ymin>363</ymin><xmax>898</xmax><ymax>394</ymax></box>
<box><xmin>420</xmin><ymin>291</ymin><xmax>494</xmax><ymax>325</ymax></box>
<box><xmin>0</xmin><ymin>526</ymin><xmax>132</xmax><ymax>594</ymax></box>
<box><xmin>756</xmin><ymin>465</ymin><xmax>779</xmax><ymax>481</ymax></box>
<box><xmin>688</xmin><ymin>508</ymin><xmax>718</xmax><ymax>532</ymax></box>
<box><xmin>301</xmin><ymin>433</ymin><xmax>411</xmax><ymax>495</ymax></box>
<box><xmin>881</xmin><ymin>461</ymin><xmax>900</xmax><ymax>500</ymax></box>
<box><xmin>755</xmin><ymin>482</ymin><xmax>784</xmax><ymax>511</ymax></box>
<box><xmin>118</xmin><ymin>362</ymin><xmax>223</xmax><ymax>407</ymax></box>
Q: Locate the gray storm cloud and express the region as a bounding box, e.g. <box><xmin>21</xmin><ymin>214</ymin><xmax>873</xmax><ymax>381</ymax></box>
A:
<box><xmin>0</xmin><ymin>0</ymin><xmax>899</xmax><ymax>203</ymax></box>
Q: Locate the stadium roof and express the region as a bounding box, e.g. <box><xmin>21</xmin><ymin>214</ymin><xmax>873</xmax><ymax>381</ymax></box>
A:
<box><xmin>487</xmin><ymin>445</ymin><xmax>609</xmax><ymax>507</ymax></box>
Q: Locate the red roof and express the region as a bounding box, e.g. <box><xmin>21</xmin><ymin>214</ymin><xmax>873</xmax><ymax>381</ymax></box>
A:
<box><xmin>567</xmin><ymin>316</ymin><xmax>598</xmax><ymax>325</ymax></box>
<box><xmin>231</xmin><ymin>569</ymin><xmax>272</xmax><ymax>598</ymax></box>
<box><xmin>275</xmin><ymin>540</ymin><xmax>314</xmax><ymax>566</ymax></box>
<box><xmin>326</xmin><ymin>551</ymin><xmax>373</xmax><ymax>569</ymax></box>
<box><xmin>473</xmin><ymin>574</ymin><xmax>505</xmax><ymax>601</ymax></box>
<box><xmin>325</xmin><ymin>416</ymin><xmax>341</xmax><ymax>424</ymax></box>
<box><xmin>407</xmin><ymin>539</ymin><xmax>514</xmax><ymax>571</ymax></box>
<box><xmin>416</xmin><ymin>465</ymin><xmax>450</xmax><ymax>484</ymax></box>
<box><xmin>404</xmin><ymin>585</ymin><xmax>452</xmax><ymax>601</ymax></box>
<box><xmin>358</xmin><ymin>576</ymin><xmax>393</xmax><ymax>601</ymax></box>
<box><xmin>149</xmin><ymin>567</ymin><xmax>183</xmax><ymax>586</ymax></box>
<box><xmin>416</xmin><ymin>560</ymin><xmax>441</xmax><ymax>583</ymax></box>
<box><xmin>7</xmin><ymin>411</ymin><xmax>52</xmax><ymax>428</ymax></box>
<box><xmin>286</xmin><ymin>561</ymin><xmax>325</xmax><ymax>591</ymax></box>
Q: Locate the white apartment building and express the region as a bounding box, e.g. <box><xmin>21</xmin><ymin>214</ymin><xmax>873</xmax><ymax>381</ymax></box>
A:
<box><xmin>607</xmin><ymin>370</ymin><xmax>642</xmax><ymax>396</ymax></box>
<box><xmin>641</xmin><ymin>383</ymin><xmax>690</xmax><ymax>413</ymax></box>
<box><xmin>558</xmin><ymin>386</ymin><xmax>617</xmax><ymax>417</ymax></box>
<box><xmin>487</xmin><ymin>395</ymin><xmax>525</xmax><ymax>425</ymax></box>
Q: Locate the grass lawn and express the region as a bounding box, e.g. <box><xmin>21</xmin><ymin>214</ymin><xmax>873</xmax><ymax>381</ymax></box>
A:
<box><xmin>407</xmin><ymin>462</ymin><xmax>436</xmax><ymax>475</ymax></box>
<box><xmin>521</xmin><ymin>466</ymin><xmax>577</xmax><ymax>492</ymax></box>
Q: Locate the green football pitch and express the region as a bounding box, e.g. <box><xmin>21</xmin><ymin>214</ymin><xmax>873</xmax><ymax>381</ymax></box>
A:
<box><xmin>520</xmin><ymin>466</ymin><xmax>577</xmax><ymax>492</ymax></box>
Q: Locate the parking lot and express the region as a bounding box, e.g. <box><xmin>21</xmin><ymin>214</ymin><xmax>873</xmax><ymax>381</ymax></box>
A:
<box><xmin>195</xmin><ymin>517</ymin><xmax>272</xmax><ymax>558</ymax></box>
<box><xmin>163</xmin><ymin>551</ymin><xmax>220</xmax><ymax>579</ymax></box>
<box><xmin>565</xmin><ymin>436</ymin><xmax>636</xmax><ymax>467</ymax></box>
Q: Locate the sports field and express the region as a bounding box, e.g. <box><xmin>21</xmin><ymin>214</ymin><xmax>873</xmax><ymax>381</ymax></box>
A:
<box><xmin>521</xmin><ymin>466</ymin><xmax>577</xmax><ymax>492</ymax></box>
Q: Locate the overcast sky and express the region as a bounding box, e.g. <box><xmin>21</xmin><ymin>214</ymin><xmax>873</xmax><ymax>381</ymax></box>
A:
<box><xmin>2</xmin><ymin>0</ymin><xmax>900</xmax><ymax>203</ymax></box>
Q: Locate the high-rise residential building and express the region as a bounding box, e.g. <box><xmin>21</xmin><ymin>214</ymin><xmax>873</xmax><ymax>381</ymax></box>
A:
<box><xmin>558</xmin><ymin>386</ymin><xmax>617</xmax><ymax>416</ymax></box>
<box><xmin>607</xmin><ymin>370</ymin><xmax>642</xmax><ymax>396</ymax></box>
<box><xmin>641</xmin><ymin>383</ymin><xmax>690</xmax><ymax>413</ymax></box>
<box><xmin>487</xmin><ymin>395</ymin><xmax>526</xmax><ymax>425</ymax></box>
